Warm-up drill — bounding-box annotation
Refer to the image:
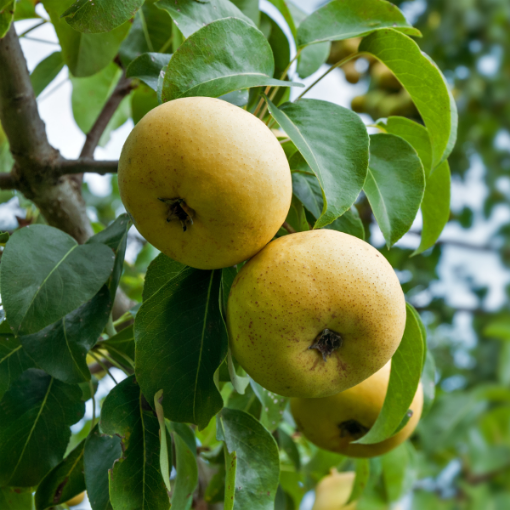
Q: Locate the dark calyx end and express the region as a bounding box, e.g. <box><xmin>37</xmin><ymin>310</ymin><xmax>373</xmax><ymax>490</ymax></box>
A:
<box><xmin>338</xmin><ymin>420</ymin><xmax>370</xmax><ymax>440</ymax></box>
<box><xmin>308</xmin><ymin>328</ymin><xmax>343</xmax><ymax>361</ymax></box>
<box><xmin>158</xmin><ymin>197</ymin><xmax>195</xmax><ymax>232</ymax></box>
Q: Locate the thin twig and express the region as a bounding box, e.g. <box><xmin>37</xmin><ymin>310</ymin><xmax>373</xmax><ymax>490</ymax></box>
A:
<box><xmin>282</xmin><ymin>221</ymin><xmax>296</xmax><ymax>234</ymax></box>
<box><xmin>88</xmin><ymin>352</ymin><xmax>118</xmax><ymax>383</ymax></box>
<box><xmin>295</xmin><ymin>52</ymin><xmax>361</xmax><ymax>101</ymax></box>
<box><xmin>79</xmin><ymin>74</ymin><xmax>135</xmax><ymax>160</ymax></box>
<box><xmin>59</xmin><ymin>158</ymin><xmax>118</xmax><ymax>175</ymax></box>
<box><xmin>18</xmin><ymin>20</ymin><xmax>47</xmax><ymax>38</ymax></box>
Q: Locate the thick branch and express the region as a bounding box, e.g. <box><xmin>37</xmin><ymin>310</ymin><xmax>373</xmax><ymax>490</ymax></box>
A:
<box><xmin>80</xmin><ymin>75</ymin><xmax>134</xmax><ymax>159</ymax></box>
<box><xmin>0</xmin><ymin>25</ymin><xmax>57</xmax><ymax>166</ymax></box>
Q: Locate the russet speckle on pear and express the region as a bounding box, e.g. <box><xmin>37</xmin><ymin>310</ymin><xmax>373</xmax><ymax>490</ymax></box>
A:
<box><xmin>227</xmin><ymin>230</ymin><xmax>406</xmax><ymax>398</ymax></box>
<box><xmin>118</xmin><ymin>97</ymin><xmax>292</xmax><ymax>269</ymax></box>
<box><xmin>291</xmin><ymin>362</ymin><xmax>424</xmax><ymax>458</ymax></box>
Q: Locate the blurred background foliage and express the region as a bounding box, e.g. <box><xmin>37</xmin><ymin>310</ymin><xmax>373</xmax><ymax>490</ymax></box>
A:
<box><xmin>1</xmin><ymin>0</ymin><xmax>510</xmax><ymax>508</ymax></box>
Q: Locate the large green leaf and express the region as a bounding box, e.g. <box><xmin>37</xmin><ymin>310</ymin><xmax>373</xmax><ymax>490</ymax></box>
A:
<box><xmin>126</xmin><ymin>52</ymin><xmax>172</xmax><ymax>91</ymax></box>
<box><xmin>84</xmin><ymin>425</ymin><xmax>122</xmax><ymax>510</ymax></box>
<box><xmin>119</xmin><ymin>3</ymin><xmax>173</xmax><ymax>66</ymax></box>
<box><xmin>157</xmin><ymin>0</ymin><xmax>255</xmax><ymax>38</ymax></box>
<box><xmin>421</xmin><ymin>350</ymin><xmax>436</xmax><ymax>418</ymax></box>
<box><xmin>168</xmin><ymin>423</ymin><xmax>199</xmax><ymax>510</ymax></box>
<box><xmin>266</xmin><ymin>97</ymin><xmax>369</xmax><ymax>228</ymax></box>
<box><xmin>364</xmin><ymin>133</ymin><xmax>425</xmax><ymax>247</ymax></box>
<box><xmin>377</xmin><ymin>117</ymin><xmax>450</xmax><ymax>254</ymax></box>
<box><xmin>162</xmin><ymin>18</ymin><xmax>302</xmax><ymax>102</ymax></box>
<box><xmin>360</xmin><ymin>29</ymin><xmax>457</xmax><ymax>167</ymax></box>
<box><xmin>62</xmin><ymin>0</ymin><xmax>144</xmax><ymax>33</ymax></box>
<box><xmin>1</xmin><ymin>225</ymin><xmax>115</xmax><ymax>335</ymax></box>
<box><xmin>35</xmin><ymin>440</ymin><xmax>86</xmax><ymax>510</ymax></box>
<box><xmin>0</xmin><ymin>488</ymin><xmax>33</xmax><ymax>510</ymax></box>
<box><xmin>70</xmin><ymin>62</ymin><xmax>131</xmax><ymax>145</ymax></box>
<box><xmin>262</xmin><ymin>11</ymin><xmax>290</xmax><ymax>78</ymax></box>
<box><xmin>135</xmin><ymin>262</ymin><xmax>227</xmax><ymax>429</ymax></box>
<box><xmin>356</xmin><ymin>304</ymin><xmax>424</xmax><ymax>445</ymax></box>
<box><xmin>230</xmin><ymin>0</ymin><xmax>259</xmax><ymax>24</ymax></box>
<box><xmin>100</xmin><ymin>376</ymin><xmax>170</xmax><ymax>510</ymax></box>
<box><xmin>30</xmin><ymin>52</ymin><xmax>65</xmax><ymax>97</ymax></box>
<box><xmin>381</xmin><ymin>443</ymin><xmax>415</xmax><ymax>502</ymax></box>
<box><xmin>20</xmin><ymin>287</ymin><xmax>111</xmax><ymax>384</ymax></box>
<box><xmin>42</xmin><ymin>0</ymin><xmax>130</xmax><ymax>77</ymax></box>
<box><xmin>0</xmin><ymin>332</ymin><xmax>35</xmax><ymax>400</ymax></box>
<box><xmin>414</xmin><ymin>160</ymin><xmax>451</xmax><ymax>255</ymax></box>
<box><xmin>297</xmin><ymin>0</ymin><xmax>420</xmax><ymax>47</ymax></box>
<box><xmin>18</xmin><ymin>216</ymin><xmax>129</xmax><ymax>383</ymax></box>
<box><xmin>0</xmin><ymin>369</ymin><xmax>84</xmax><ymax>487</ymax></box>
<box><xmin>217</xmin><ymin>408</ymin><xmax>280</xmax><ymax>510</ymax></box>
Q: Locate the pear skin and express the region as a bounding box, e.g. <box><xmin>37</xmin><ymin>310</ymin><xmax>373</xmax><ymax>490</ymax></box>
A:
<box><xmin>291</xmin><ymin>362</ymin><xmax>424</xmax><ymax>458</ymax></box>
<box><xmin>312</xmin><ymin>470</ymin><xmax>357</xmax><ymax>510</ymax></box>
<box><xmin>227</xmin><ymin>230</ymin><xmax>406</xmax><ymax>398</ymax></box>
<box><xmin>118</xmin><ymin>97</ymin><xmax>292</xmax><ymax>269</ymax></box>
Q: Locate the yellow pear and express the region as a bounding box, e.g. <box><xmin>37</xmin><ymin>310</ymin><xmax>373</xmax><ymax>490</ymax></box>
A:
<box><xmin>291</xmin><ymin>362</ymin><xmax>423</xmax><ymax>458</ymax></box>
<box><xmin>65</xmin><ymin>491</ymin><xmax>85</xmax><ymax>507</ymax></box>
<box><xmin>118</xmin><ymin>97</ymin><xmax>292</xmax><ymax>269</ymax></box>
<box><xmin>313</xmin><ymin>470</ymin><xmax>357</xmax><ymax>510</ymax></box>
<box><xmin>227</xmin><ymin>230</ymin><xmax>406</xmax><ymax>398</ymax></box>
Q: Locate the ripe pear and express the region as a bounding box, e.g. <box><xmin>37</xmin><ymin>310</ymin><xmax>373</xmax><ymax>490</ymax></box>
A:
<box><xmin>65</xmin><ymin>491</ymin><xmax>85</xmax><ymax>507</ymax></box>
<box><xmin>312</xmin><ymin>470</ymin><xmax>357</xmax><ymax>510</ymax></box>
<box><xmin>227</xmin><ymin>230</ymin><xmax>406</xmax><ymax>398</ymax></box>
<box><xmin>291</xmin><ymin>362</ymin><xmax>423</xmax><ymax>458</ymax></box>
<box><xmin>118</xmin><ymin>97</ymin><xmax>292</xmax><ymax>269</ymax></box>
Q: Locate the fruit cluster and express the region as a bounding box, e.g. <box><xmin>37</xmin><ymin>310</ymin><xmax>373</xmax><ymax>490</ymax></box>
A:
<box><xmin>118</xmin><ymin>96</ymin><xmax>422</xmax><ymax>467</ymax></box>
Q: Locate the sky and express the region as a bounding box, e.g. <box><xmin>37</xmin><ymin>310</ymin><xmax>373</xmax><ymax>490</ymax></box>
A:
<box><xmin>3</xmin><ymin>2</ymin><xmax>509</xmax><ymax>508</ymax></box>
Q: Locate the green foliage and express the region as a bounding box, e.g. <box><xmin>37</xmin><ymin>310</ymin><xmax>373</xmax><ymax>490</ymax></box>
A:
<box><xmin>0</xmin><ymin>0</ymin><xmax>470</xmax><ymax>507</ymax></box>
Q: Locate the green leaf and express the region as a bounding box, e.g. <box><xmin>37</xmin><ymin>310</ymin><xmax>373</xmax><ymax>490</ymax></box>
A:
<box><xmin>18</xmin><ymin>216</ymin><xmax>129</xmax><ymax>383</ymax></box>
<box><xmin>348</xmin><ymin>459</ymin><xmax>370</xmax><ymax>504</ymax></box>
<box><xmin>100</xmin><ymin>376</ymin><xmax>171</xmax><ymax>510</ymax></box>
<box><xmin>413</xmin><ymin>160</ymin><xmax>451</xmax><ymax>255</ymax></box>
<box><xmin>169</xmin><ymin>423</ymin><xmax>199</xmax><ymax>510</ymax></box>
<box><xmin>325</xmin><ymin>207</ymin><xmax>365</xmax><ymax>240</ymax></box>
<box><xmin>250</xmin><ymin>379</ymin><xmax>287</xmax><ymax>432</ymax></box>
<box><xmin>230</xmin><ymin>0</ymin><xmax>259</xmax><ymax>24</ymax></box>
<box><xmin>269</xmin><ymin>0</ymin><xmax>297</xmax><ymax>41</ymax></box>
<box><xmin>42</xmin><ymin>0</ymin><xmax>130</xmax><ymax>77</ymax></box>
<box><xmin>0</xmin><ymin>1</ymin><xmax>14</xmax><ymax>38</ymax></box>
<box><xmin>364</xmin><ymin>133</ymin><xmax>425</xmax><ymax>247</ymax></box>
<box><xmin>62</xmin><ymin>0</ymin><xmax>144</xmax><ymax>33</ymax></box>
<box><xmin>0</xmin><ymin>369</ymin><xmax>85</xmax><ymax>487</ymax></box>
<box><xmin>126</xmin><ymin>52</ymin><xmax>172</xmax><ymax>91</ymax></box>
<box><xmin>119</xmin><ymin>3</ymin><xmax>173</xmax><ymax>66</ymax></box>
<box><xmin>162</xmin><ymin>18</ymin><xmax>303</xmax><ymax>102</ymax></box>
<box><xmin>221</xmin><ymin>266</ymin><xmax>237</xmax><ymax>316</ymax></box>
<box><xmin>20</xmin><ymin>287</ymin><xmax>111</xmax><ymax>384</ymax></box>
<box><xmin>217</xmin><ymin>408</ymin><xmax>280</xmax><ymax>510</ymax></box>
<box><xmin>277</xmin><ymin>427</ymin><xmax>301</xmax><ymax>471</ymax></box>
<box><xmin>1</xmin><ymin>225</ymin><xmax>115</xmax><ymax>335</ymax></box>
<box><xmin>100</xmin><ymin>325</ymin><xmax>135</xmax><ymax>369</ymax></box>
<box><xmin>0</xmin><ymin>487</ymin><xmax>33</xmax><ymax>510</ymax></box>
<box><xmin>135</xmin><ymin>267</ymin><xmax>227</xmax><ymax>429</ymax></box>
<box><xmin>297</xmin><ymin>41</ymin><xmax>331</xmax><ymax>79</ymax></box>
<box><xmin>223</xmin><ymin>445</ymin><xmax>236</xmax><ymax>510</ymax></box>
<box><xmin>142</xmin><ymin>253</ymin><xmax>186</xmax><ymax>301</ymax></box>
<box><xmin>154</xmin><ymin>391</ymin><xmax>172</xmax><ymax>494</ymax></box>
<box><xmin>70</xmin><ymin>62</ymin><xmax>128</xmax><ymax>136</ymax></box>
<box><xmin>14</xmin><ymin>0</ymin><xmax>39</xmax><ymax>20</ymax></box>
<box><xmin>157</xmin><ymin>0</ymin><xmax>256</xmax><ymax>38</ymax></box>
<box><xmin>157</xmin><ymin>0</ymin><xmax>256</xmax><ymax>39</ymax></box>
<box><xmin>356</xmin><ymin>303</ymin><xmax>424</xmax><ymax>445</ymax></box>
<box><xmin>227</xmin><ymin>349</ymin><xmax>250</xmax><ymax>395</ymax></box>
<box><xmin>377</xmin><ymin>116</ymin><xmax>433</xmax><ymax>177</ymax></box>
<box><xmin>35</xmin><ymin>440</ymin><xmax>86</xmax><ymax>510</ymax></box>
<box><xmin>359</xmin><ymin>29</ymin><xmax>457</xmax><ymax>167</ymax></box>
<box><xmin>261</xmin><ymin>12</ymin><xmax>290</xmax><ymax>78</ymax></box>
<box><xmin>30</xmin><ymin>51</ymin><xmax>65</xmax><ymax>97</ymax></box>
<box><xmin>83</xmin><ymin>424</ymin><xmax>122</xmax><ymax>510</ymax></box>
<box><xmin>131</xmin><ymin>83</ymin><xmax>159</xmax><ymax>124</ymax></box>
<box><xmin>297</xmin><ymin>0</ymin><xmax>420</xmax><ymax>47</ymax></box>
<box><xmin>0</xmin><ymin>333</ymin><xmax>35</xmax><ymax>400</ymax></box>
<box><xmin>266</xmin><ymin>97</ymin><xmax>369</xmax><ymax>228</ymax></box>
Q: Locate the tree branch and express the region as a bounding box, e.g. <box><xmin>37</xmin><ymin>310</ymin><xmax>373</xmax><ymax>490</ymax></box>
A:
<box><xmin>80</xmin><ymin>74</ymin><xmax>134</xmax><ymax>159</ymax></box>
<box><xmin>59</xmin><ymin>159</ymin><xmax>118</xmax><ymax>175</ymax></box>
<box><xmin>0</xmin><ymin>24</ymin><xmax>57</xmax><ymax>166</ymax></box>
